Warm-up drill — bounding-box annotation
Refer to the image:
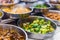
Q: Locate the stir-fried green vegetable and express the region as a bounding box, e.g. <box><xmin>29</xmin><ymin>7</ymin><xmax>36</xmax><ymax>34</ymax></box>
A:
<box><xmin>34</xmin><ymin>4</ymin><xmax>48</xmax><ymax>9</ymax></box>
<box><xmin>23</xmin><ymin>18</ymin><xmax>54</xmax><ymax>34</ymax></box>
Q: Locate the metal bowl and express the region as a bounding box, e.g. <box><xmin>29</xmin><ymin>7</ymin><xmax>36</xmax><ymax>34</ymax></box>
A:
<box><xmin>0</xmin><ymin>0</ymin><xmax>20</xmax><ymax>6</ymax></box>
<box><xmin>29</xmin><ymin>1</ymin><xmax>50</xmax><ymax>8</ymax></box>
<box><xmin>43</xmin><ymin>10</ymin><xmax>60</xmax><ymax>26</ymax></box>
<box><xmin>0</xmin><ymin>24</ymin><xmax>28</xmax><ymax>40</ymax></box>
<box><xmin>17</xmin><ymin>16</ymin><xmax>56</xmax><ymax>39</ymax></box>
<box><xmin>9</xmin><ymin>8</ymin><xmax>32</xmax><ymax>19</ymax></box>
<box><xmin>26</xmin><ymin>1</ymin><xmax>52</xmax><ymax>13</ymax></box>
<box><xmin>2</xmin><ymin>5</ymin><xmax>33</xmax><ymax>19</ymax></box>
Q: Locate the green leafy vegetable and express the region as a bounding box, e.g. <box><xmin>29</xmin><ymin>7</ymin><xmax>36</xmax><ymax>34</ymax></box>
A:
<box><xmin>34</xmin><ymin>4</ymin><xmax>48</xmax><ymax>9</ymax></box>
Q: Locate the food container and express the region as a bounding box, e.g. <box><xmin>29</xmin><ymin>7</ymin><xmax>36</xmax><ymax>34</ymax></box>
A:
<box><xmin>17</xmin><ymin>16</ymin><xmax>56</xmax><ymax>39</ymax></box>
<box><xmin>0</xmin><ymin>24</ymin><xmax>28</xmax><ymax>40</ymax></box>
<box><xmin>0</xmin><ymin>0</ymin><xmax>20</xmax><ymax>6</ymax></box>
<box><xmin>1</xmin><ymin>5</ymin><xmax>33</xmax><ymax>19</ymax></box>
<box><xmin>27</xmin><ymin>1</ymin><xmax>52</xmax><ymax>13</ymax></box>
<box><xmin>43</xmin><ymin>10</ymin><xmax>60</xmax><ymax>26</ymax></box>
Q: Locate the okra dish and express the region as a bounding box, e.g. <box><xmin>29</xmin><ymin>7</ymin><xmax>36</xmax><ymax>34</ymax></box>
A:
<box><xmin>22</xmin><ymin>18</ymin><xmax>54</xmax><ymax>34</ymax></box>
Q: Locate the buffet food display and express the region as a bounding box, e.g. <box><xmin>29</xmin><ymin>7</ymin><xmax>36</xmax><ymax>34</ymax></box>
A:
<box><xmin>0</xmin><ymin>0</ymin><xmax>60</xmax><ymax>40</ymax></box>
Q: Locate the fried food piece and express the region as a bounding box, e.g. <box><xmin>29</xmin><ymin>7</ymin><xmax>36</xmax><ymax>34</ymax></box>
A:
<box><xmin>44</xmin><ymin>12</ymin><xmax>60</xmax><ymax>21</ymax></box>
